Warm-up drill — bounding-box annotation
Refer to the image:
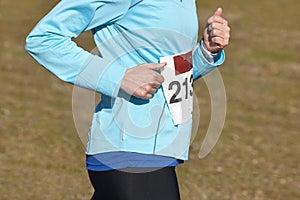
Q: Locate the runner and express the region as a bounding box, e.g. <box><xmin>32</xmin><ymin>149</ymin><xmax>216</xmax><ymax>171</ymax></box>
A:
<box><xmin>25</xmin><ymin>1</ymin><xmax>230</xmax><ymax>199</ymax></box>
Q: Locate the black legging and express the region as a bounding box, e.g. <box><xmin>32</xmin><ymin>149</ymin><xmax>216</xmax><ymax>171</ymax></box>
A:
<box><xmin>88</xmin><ymin>167</ymin><xmax>181</xmax><ymax>200</ymax></box>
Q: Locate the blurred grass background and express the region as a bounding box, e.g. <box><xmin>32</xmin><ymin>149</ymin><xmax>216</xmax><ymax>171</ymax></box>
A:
<box><xmin>0</xmin><ymin>0</ymin><xmax>299</xmax><ymax>199</ymax></box>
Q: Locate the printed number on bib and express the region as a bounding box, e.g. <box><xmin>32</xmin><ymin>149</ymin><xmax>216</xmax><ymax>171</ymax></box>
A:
<box><xmin>160</xmin><ymin>50</ymin><xmax>193</xmax><ymax>125</ymax></box>
<box><xmin>169</xmin><ymin>74</ymin><xmax>193</xmax><ymax>104</ymax></box>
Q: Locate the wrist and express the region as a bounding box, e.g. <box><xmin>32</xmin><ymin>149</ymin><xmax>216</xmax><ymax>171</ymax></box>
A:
<box><xmin>201</xmin><ymin>38</ymin><xmax>222</xmax><ymax>54</ymax></box>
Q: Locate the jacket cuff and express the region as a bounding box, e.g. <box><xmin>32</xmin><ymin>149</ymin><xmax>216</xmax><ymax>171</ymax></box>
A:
<box><xmin>193</xmin><ymin>43</ymin><xmax>225</xmax><ymax>79</ymax></box>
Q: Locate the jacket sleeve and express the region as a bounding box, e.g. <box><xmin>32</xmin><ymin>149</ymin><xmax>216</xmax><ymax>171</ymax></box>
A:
<box><xmin>192</xmin><ymin>42</ymin><xmax>225</xmax><ymax>80</ymax></box>
<box><xmin>25</xmin><ymin>0</ymin><xmax>131</xmax><ymax>98</ymax></box>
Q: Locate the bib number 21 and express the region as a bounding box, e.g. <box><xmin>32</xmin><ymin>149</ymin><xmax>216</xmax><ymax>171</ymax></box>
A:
<box><xmin>169</xmin><ymin>74</ymin><xmax>193</xmax><ymax>104</ymax></box>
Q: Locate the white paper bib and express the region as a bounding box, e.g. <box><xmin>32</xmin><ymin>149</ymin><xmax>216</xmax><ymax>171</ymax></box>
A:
<box><xmin>160</xmin><ymin>50</ymin><xmax>193</xmax><ymax>125</ymax></box>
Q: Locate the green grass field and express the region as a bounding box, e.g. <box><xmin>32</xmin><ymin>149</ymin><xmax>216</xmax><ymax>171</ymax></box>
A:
<box><xmin>1</xmin><ymin>0</ymin><xmax>299</xmax><ymax>199</ymax></box>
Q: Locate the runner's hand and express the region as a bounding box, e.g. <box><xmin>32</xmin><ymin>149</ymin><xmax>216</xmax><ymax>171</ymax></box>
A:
<box><xmin>120</xmin><ymin>63</ymin><xmax>166</xmax><ymax>99</ymax></box>
<box><xmin>203</xmin><ymin>8</ymin><xmax>230</xmax><ymax>53</ymax></box>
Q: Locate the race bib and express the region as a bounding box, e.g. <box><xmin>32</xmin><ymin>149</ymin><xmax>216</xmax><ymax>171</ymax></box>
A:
<box><xmin>160</xmin><ymin>51</ymin><xmax>193</xmax><ymax>125</ymax></box>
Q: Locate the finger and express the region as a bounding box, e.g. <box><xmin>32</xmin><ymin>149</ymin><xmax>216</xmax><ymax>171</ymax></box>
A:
<box><xmin>208</xmin><ymin>16</ymin><xmax>228</xmax><ymax>25</ymax></box>
<box><xmin>142</xmin><ymin>84</ymin><xmax>157</xmax><ymax>93</ymax></box>
<box><xmin>141</xmin><ymin>91</ymin><xmax>154</xmax><ymax>99</ymax></box>
<box><xmin>211</xmin><ymin>36</ymin><xmax>230</xmax><ymax>48</ymax></box>
<box><xmin>154</xmin><ymin>73</ymin><xmax>164</xmax><ymax>84</ymax></box>
<box><xmin>214</xmin><ymin>7</ymin><xmax>222</xmax><ymax>17</ymax></box>
<box><xmin>210</xmin><ymin>22</ymin><xmax>230</xmax><ymax>33</ymax></box>
<box><xmin>134</xmin><ymin>89</ymin><xmax>152</xmax><ymax>99</ymax></box>
<box><xmin>146</xmin><ymin>62</ymin><xmax>167</xmax><ymax>70</ymax></box>
<box><xmin>209</xmin><ymin>29</ymin><xmax>230</xmax><ymax>40</ymax></box>
<box><xmin>150</xmin><ymin>81</ymin><xmax>161</xmax><ymax>89</ymax></box>
<box><xmin>149</xmin><ymin>87</ymin><xmax>157</xmax><ymax>94</ymax></box>
<box><xmin>144</xmin><ymin>93</ymin><xmax>153</xmax><ymax>99</ymax></box>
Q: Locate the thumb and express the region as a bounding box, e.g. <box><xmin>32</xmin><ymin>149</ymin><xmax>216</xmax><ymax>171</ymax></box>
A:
<box><xmin>214</xmin><ymin>7</ymin><xmax>222</xmax><ymax>17</ymax></box>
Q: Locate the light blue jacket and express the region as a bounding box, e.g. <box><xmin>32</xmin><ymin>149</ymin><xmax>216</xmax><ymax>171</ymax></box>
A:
<box><xmin>25</xmin><ymin>0</ymin><xmax>225</xmax><ymax>160</ymax></box>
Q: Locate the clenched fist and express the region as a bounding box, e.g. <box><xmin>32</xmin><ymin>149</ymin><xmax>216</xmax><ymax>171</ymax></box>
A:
<box><xmin>203</xmin><ymin>8</ymin><xmax>231</xmax><ymax>53</ymax></box>
<box><xmin>120</xmin><ymin>63</ymin><xmax>166</xmax><ymax>99</ymax></box>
